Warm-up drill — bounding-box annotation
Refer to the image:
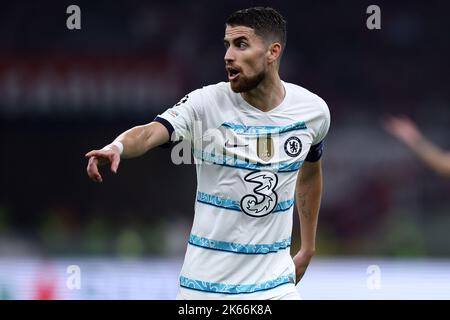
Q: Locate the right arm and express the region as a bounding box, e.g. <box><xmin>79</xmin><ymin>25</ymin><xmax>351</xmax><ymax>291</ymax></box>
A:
<box><xmin>113</xmin><ymin>121</ymin><xmax>170</xmax><ymax>159</ymax></box>
<box><xmin>384</xmin><ymin>115</ymin><xmax>450</xmax><ymax>177</ymax></box>
<box><xmin>85</xmin><ymin>121</ymin><xmax>170</xmax><ymax>182</ymax></box>
<box><xmin>86</xmin><ymin>88</ymin><xmax>205</xmax><ymax>182</ymax></box>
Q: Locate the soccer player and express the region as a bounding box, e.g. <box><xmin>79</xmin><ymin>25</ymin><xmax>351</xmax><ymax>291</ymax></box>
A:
<box><xmin>86</xmin><ymin>7</ymin><xmax>331</xmax><ymax>299</ymax></box>
<box><xmin>383</xmin><ymin>115</ymin><xmax>450</xmax><ymax>177</ymax></box>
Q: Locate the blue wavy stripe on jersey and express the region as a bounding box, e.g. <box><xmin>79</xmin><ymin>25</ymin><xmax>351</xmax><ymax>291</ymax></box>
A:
<box><xmin>221</xmin><ymin>121</ymin><xmax>307</xmax><ymax>135</ymax></box>
<box><xmin>196</xmin><ymin>191</ymin><xmax>294</xmax><ymax>213</ymax></box>
<box><xmin>279</xmin><ymin>160</ymin><xmax>304</xmax><ymax>172</ymax></box>
<box><xmin>193</xmin><ymin>149</ymin><xmax>304</xmax><ymax>172</ymax></box>
<box><xmin>179</xmin><ymin>273</ymin><xmax>295</xmax><ymax>294</ymax></box>
<box><xmin>188</xmin><ymin>234</ymin><xmax>291</xmax><ymax>254</ymax></box>
<box><xmin>275</xmin><ymin>199</ymin><xmax>295</xmax><ymax>211</ymax></box>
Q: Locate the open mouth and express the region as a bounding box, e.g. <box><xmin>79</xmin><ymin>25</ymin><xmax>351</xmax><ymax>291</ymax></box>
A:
<box><xmin>227</xmin><ymin>67</ymin><xmax>241</xmax><ymax>81</ymax></box>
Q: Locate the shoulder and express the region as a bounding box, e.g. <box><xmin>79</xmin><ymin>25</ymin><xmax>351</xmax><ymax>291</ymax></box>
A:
<box><xmin>198</xmin><ymin>81</ymin><xmax>229</xmax><ymax>96</ymax></box>
<box><xmin>197</xmin><ymin>81</ymin><xmax>237</xmax><ymax>107</ymax></box>
<box><xmin>176</xmin><ymin>82</ymin><xmax>229</xmax><ymax>108</ymax></box>
<box><xmin>285</xmin><ymin>81</ymin><xmax>330</xmax><ymax>120</ymax></box>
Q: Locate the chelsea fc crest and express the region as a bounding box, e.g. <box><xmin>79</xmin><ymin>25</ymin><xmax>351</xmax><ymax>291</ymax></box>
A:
<box><xmin>284</xmin><ymin>137</ymin><xmax>302</xmax><ymax>157</ymax></box>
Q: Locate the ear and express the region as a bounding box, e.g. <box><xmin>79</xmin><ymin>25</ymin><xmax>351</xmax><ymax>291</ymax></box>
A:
<box><xmin>267</xmin><ymin>42</ymin><xmax>282</xmax><ymax>64</ymax></box>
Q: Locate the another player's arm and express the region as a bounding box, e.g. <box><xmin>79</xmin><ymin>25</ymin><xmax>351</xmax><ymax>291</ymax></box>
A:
<box><xmin>384</xmin><ymin>115</ymin><xmax>450</xmax><ymax>177</ymax></box>
<box><xmin>407</xmin><ymin>136</ymin><xmax>450</xmax><ymax>177</ymax></box>
<box><xmin>293</xmin><ymin>160</ymin><xmax>323</xmax><ymax>283</ymax></box>
<box><xmin>85</xmin><ymin>121</ymin><xmax>170</xmax><ymax>183</ymax></box>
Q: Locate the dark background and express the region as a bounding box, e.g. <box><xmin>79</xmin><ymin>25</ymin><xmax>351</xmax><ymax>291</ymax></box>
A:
<box><xmin>1</xmin><ymin>0</ymin><xmax>449</xmax><ymax>257</ymax></box>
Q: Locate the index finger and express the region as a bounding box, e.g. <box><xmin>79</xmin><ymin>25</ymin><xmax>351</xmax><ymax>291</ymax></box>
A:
<box><xmin>85</xmin><ymin>150</ymin><xmax>106</xmax><ymax>158</ymax></box>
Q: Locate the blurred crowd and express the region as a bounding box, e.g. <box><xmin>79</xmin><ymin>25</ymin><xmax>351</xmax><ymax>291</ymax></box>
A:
<box><xmin>0</xmin><ymin>0</ymin><xmax>449</xmax><ymax>257</ymax></box>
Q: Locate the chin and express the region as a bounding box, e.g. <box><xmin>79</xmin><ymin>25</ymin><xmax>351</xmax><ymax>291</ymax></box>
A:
<box><xmin>230</xmin><ymin>72</ymin><xmax>265</xmax><ymax>93</ymax></box>
<box><xmin>229</xmin><ymin>79</ymin><xmax>254</xmax><ymax>93</ymax></box>
<box><xmin>230</xmin><ymin>82</ymin><xmax>243</xmax><ymax>93</ymax></box>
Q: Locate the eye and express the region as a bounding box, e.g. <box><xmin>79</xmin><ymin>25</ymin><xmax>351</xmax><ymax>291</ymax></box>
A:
<box><xmin>237</xmin><ymin>41</ymin><xmax>247</xmax><ymax>49</ymax></box>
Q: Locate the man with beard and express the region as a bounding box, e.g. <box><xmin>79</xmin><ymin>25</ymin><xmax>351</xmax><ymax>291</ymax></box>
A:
<box><xmin>86</xmin><ymin>7</ymin><xmax>330</xmax><ymax>299</ymax></box>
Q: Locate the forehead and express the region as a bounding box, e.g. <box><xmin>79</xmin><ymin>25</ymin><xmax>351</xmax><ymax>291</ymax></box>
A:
<box><xmin>224</xmin><ymin>25</ymin><xmax>258</xmax><ymax>41</ymax></box>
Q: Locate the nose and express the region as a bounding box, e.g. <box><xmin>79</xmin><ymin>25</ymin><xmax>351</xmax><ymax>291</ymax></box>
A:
<box><xmin>224</xmin><ymin>47</ymin><xmax>235</xmax><ymax>64</ymax></box>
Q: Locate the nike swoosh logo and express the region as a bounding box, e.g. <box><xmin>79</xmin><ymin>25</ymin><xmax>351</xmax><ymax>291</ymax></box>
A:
<box><xmin>225</xmin><ymin>140</ymin><xmax>249</xmax><ymax>148</ymax></box>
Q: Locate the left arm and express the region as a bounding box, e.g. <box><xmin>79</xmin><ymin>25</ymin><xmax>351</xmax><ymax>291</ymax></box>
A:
<box><xmin>293</xmin><ymin>160</ymin><xmax>323</xmax><ymax>283</ymax></box>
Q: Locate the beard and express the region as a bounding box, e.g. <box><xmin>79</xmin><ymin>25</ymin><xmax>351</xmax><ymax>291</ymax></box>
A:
<box><xmin>230</xmin><ymin>70</ymin><xmax>266</xmax><ymax>93</ymax></box>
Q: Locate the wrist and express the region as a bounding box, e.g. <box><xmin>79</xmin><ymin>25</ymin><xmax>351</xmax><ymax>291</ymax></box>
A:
<box><xmin>299</xmin><ymin>248</ymin><xmax>316</xmax><ymax>258</ymax></box>
<box><xmin>103</xmin><ymin>140</ymin><xmax>124</xmax><ymax>155</ymax></box>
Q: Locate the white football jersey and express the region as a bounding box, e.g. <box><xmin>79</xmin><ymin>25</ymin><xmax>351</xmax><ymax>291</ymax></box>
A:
<box><xmin>155</xmin><ymin>81</ymin><xmax>330</xmax><ymax>299</ymax></box>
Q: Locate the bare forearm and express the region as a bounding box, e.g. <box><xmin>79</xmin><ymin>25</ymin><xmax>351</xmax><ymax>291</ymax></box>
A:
<box><xmin>114</xmin><ymin>122</ymin><xmax>169</xmax><ymax>159</ymax></box>
<box><xmin>409</xmin><ymin>137</ymin><xmax>450</xmax><ymax>177</ymax></box>
<box><xmin>295</xmin><ymin>164</ymin><xmax>322</xmax><ymax>254</ymax></box>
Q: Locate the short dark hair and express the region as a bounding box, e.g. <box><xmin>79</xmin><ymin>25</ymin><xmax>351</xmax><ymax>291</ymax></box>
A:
<box><xmin>226</xmin><ymin>7</ymin><xmax>287</xmax><ymax>49</ymax></box>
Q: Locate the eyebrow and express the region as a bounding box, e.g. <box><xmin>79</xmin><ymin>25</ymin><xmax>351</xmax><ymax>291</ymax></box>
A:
<box><xmin>223</xmin><ymin>36</ymin><xmax>248</xmax><ymax>45</ymax></box>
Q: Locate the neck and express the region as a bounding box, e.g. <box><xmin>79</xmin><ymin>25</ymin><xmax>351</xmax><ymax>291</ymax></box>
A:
<box><xmin>241</xmin><ymin>71</ymin><xmax>285</xmax><ymax>112</ymax></box>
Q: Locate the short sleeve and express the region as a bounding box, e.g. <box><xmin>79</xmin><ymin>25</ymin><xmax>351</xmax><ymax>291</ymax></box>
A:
<box><xmin>153</xmin><ymin>89</ymin><xmax>205</xmax><ymax>143</ymax></box>
<box><xmin>305</xmin><ymin>96</ymin><xmax>331</xmax><ymax>162</ymax></box>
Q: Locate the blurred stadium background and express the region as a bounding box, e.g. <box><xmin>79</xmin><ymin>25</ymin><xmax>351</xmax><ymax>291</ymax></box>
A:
<box><xmin>0</xmin><ymin>0</ymin><xmax>449</xmax><ymax>299</ymax></box>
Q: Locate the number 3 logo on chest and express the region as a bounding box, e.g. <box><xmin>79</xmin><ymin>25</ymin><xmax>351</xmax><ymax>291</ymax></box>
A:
<box><xmin>240</xmin><ymin>171</ymin><xmax>278</xmax><ymax>218</ymax></box>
